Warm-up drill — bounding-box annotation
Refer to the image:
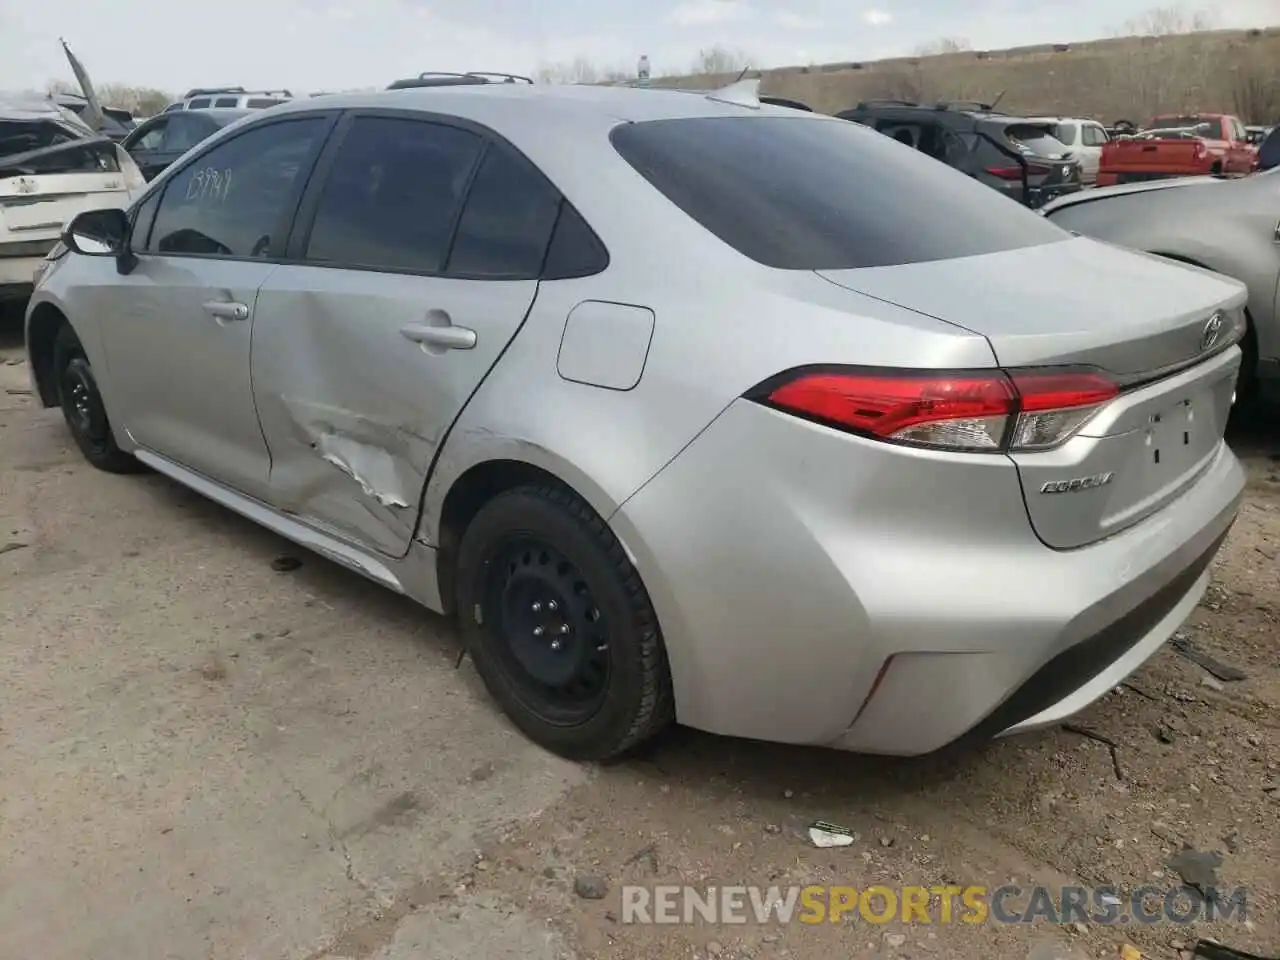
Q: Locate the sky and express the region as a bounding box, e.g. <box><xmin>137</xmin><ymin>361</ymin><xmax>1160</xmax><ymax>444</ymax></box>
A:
<box><xmin>0</xmin><ymin>0</ymin><xmax>1276</xmax><ymax>95</ymax></box>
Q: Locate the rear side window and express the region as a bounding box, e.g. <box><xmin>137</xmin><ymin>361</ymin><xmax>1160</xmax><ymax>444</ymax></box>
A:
<box><xmin>304</xmin><ymin>116</ymin><xmax>483</xmax><ymax>273</ymax></box>
<box><xmin>187</xmin><ymin>98</ymin><xmax>211</xmax><ymax>110</ymax></box>
<box><xmin>214</xmin><ymin>97</ymin><xmax>238</xmax><ymax>108</ymax></box>
<box><xmin>445</xmin><ymin>143</ymin><xmax>562</xmax><ymax>278</ymax></box>
<box><xmin>609</xmin><ymin>116</ymin><xmax>1068</xmax><ymax>271</ymax></box>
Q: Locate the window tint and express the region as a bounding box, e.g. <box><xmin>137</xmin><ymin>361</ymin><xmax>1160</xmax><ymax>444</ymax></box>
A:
<box><xmin>130</xmin><ymin>190</ymin><xmax>162</xmax><ymax>250</ymax></box>
<box><xmin>149</xmin><ymin>117</ymin><xmax>325</xmax><ymax>258</ymax></box>
<box><xmin>304</xmin><ymin>116</ymin><xmax>482</xmax><ymax>273</ymax></box>
<box><xmin>445</xmin><ymin>144</ymin><xmax>561</xmax><ymax>278</ymax></box>
<box><xmin>609</xmin><ymin>116</ymin><xmax>1068</xmax><ymax>270</ymax></box>
<box><xmin>187</xmin><ymin>98</ymin><xmax>211</xmax><ymax>110</ymax></box>
<box><xmin>1055</xmin><ymin>122</ymin><xmax>1078</xmax><ymax>145</ymax></box>
<box><xmin>541</xmin><ymin>202</ymin><xmax>609</xmax><ymax>279</ymax></box>
<box><xmin>164</xmin><ymin>114</ymin><xmax>203</xmax><ymax>152</ymax></box>
<box><xmin>1002</xmin><ymin>124</ymin><xmax>1070</xmax><ymax>157</ymax></box>
<box><xmin>214</xmin><ymin>97</ymin><xmax>238</xmax><ymax>108</ymax></box>
<box><xmin>133</xmin><ymin>119</ymin><xmax>168</xmax><ymax>151</ymax></box>
<box><xmin>1082</xmin><ymin>125</ymin><xmax>1107</xmax><ymax>146</ymax></box>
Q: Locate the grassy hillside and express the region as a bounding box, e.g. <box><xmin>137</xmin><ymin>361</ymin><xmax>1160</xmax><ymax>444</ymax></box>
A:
<box><xmin>653</xmin><ymin>27</ymin><xmax>1280</xmax><ymax>124</ymax></box>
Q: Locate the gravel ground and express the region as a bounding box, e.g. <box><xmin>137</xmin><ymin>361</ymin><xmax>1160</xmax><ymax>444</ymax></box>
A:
<box><xmin>1</xmin><ymin>316</ymin><xmax>1276</xmax><ymax>960</ymax></box>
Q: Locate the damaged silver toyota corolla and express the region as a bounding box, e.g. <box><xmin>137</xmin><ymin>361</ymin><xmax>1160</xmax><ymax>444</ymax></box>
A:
<box><xmin>25</xmin><ymin>80</ymin><xmax>1247</xmax><ymax>762</ymax></box>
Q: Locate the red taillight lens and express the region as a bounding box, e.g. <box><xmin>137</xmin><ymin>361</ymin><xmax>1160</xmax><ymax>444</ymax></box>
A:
<box><xmin>751</xmin><ymin>368</ymin><xmax>1120</xmax><ymax>453</ymax></box>
<box><xmin>986</xmin><ymin>163</ymin><xmax>1050</xmax><ymax>180</ymax></box>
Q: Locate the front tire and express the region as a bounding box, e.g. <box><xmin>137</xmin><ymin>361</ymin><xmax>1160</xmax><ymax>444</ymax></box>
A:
<box><xmin>52</xmin><ymin>323</ymin><xmax>143</xmax><ymax>474</ymax></box>
<box><xmin>455</xmin><ymin>484</ymin><xmax>674</xmax><ymax>761</ymax></box>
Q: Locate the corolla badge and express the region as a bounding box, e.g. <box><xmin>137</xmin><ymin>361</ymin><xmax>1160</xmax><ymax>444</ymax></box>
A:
<box><xmin>1200</xmin><ymin>311</ymin><xmax>1225</xmax><ymax>352</ymax></box>
<box><xmin>1040</xmin><ymin>472</ymin><xmax>1115</xmax><ymax>494</ymax></box>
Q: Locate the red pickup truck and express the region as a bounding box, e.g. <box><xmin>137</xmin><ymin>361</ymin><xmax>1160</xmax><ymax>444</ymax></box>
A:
<box><xmin>1095</xmin><ymin>113</ymin><xmax>1257</xmax><ymax>186</ymax></box>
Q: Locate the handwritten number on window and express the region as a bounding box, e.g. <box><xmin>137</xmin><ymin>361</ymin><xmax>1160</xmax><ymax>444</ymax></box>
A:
<box><xmin>184</xmin><ymin>167</ymin><xmax>233</xmax><ymax>204</ymax></box>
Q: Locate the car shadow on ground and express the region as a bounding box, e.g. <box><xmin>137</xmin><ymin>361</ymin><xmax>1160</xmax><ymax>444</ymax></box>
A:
<box><xmin>0</xmin><ymin>303</ymin><xmax>25</xmax><ymax>349</ymax></box>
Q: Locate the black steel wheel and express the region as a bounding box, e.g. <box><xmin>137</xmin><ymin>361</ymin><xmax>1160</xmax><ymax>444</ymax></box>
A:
<box><xmin>455</xmin><ymin>484</ymin><xmax>674</xmax><ymax>761</ymax></box>
<box><xmin>52</xmin><ymin>323</ymin><xmax>142</xmax><ymax>473</ymax></box>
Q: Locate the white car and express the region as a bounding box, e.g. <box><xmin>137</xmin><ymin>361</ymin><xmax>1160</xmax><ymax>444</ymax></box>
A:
<box><xmin>1026</xmin><ymin>116</ymin><xmax>1111</xmax><ymax>186</ymax></box>
<box><xmin>1</xmin><ymin>96</ymin><xmax>144</xmax><ymax>302</ymax></box>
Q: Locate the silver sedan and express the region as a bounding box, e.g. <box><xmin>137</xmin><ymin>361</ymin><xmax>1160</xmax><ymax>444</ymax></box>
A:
<box><xmin>25</xmin><ymin>82</ymin><xmax>1247</xmax><ymax>761</ymax></box>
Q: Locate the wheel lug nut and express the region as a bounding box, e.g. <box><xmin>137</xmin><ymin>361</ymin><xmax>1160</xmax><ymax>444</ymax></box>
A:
<box><xmin>533</xmin><ymin>626</ymin><xmax>544</xmax><ymax>637</ymax></box>
<box><xmin>531</xmin><ymin>602</ymin><xmax>542</xmax><ymax>612</ymax></box>
<box><xmin>559</xmin><ymin>624</ymin><xmax>570</xmax><ymax>635</ymax></box>
<box><xmin>550</xmin><ymin>640</ymin><xmax>562</xmax><ymax>651</ymax></box>
<box><xmin>548</xmin><ymin>600</ymin><xmax>558</xmax><ymax>611</ymax></box>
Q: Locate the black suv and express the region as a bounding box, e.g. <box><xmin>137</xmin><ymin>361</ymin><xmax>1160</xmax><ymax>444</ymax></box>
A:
<box><xmin>835</xmin><ymin>100</ymin><xmax>1083</xmax><ymax>208</ymax></box>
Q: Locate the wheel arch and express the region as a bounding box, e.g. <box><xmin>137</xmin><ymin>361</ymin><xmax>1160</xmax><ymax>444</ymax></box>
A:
<box><xmin>431</xmin><ymin>456</ymin><xmax>623</xmax><ymax>617</ymax></box>
<box><xmin>26</xmin><ymin>301</ymin><xmax>71</xmax><ymax>407</ymax></box>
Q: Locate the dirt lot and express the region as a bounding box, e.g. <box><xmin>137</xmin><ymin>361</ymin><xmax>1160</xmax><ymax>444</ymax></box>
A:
<box><xmin>1</xmin><ymin>316</ymin><xmax>1277</xmax><ymax>960</ymax></box>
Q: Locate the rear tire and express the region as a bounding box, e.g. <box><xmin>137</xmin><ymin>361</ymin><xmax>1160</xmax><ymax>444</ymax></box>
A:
<box><xmin>52</xmin><ymin>323</ymin><xmax>143</xmax><ymax>474</ymax></box>
<box><xmin>455</xmin><ymin>484</ymin><xmax>674</xmax><ymax>762</ymax></box>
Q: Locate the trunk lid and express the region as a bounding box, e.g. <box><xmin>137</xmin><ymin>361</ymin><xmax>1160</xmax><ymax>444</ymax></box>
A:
<box><xmin>817</xmin><ymin>236</ymin><xmax>1248</xmax><ymax>548</ymax></box>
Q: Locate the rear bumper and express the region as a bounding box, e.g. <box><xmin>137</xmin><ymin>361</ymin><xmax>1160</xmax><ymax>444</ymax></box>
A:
<box><xmin>612</xmin><ymin>399</ymin><xmax>1245</xmax><ymax>755</ymax></box>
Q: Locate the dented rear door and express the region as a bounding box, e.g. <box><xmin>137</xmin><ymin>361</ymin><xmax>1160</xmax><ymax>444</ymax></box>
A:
<box><xmin>250</xmin><ymin>113</ymin><xmax>562</xmax><ymax>557</ymax></box>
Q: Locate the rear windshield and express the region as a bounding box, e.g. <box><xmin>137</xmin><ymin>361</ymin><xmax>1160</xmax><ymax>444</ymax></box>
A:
<box><xmin>1001</xmin><ymin>124</ymin><xmax>1071</xmax><ymax>158</ymax></box>
<box><xmin>608</xmin><ymin>116</ymin><xmax>1068</xmax><ymax>271</ymax></box>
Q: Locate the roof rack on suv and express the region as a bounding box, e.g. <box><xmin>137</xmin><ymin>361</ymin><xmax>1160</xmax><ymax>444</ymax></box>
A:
<box><xmin>180</xmin><ymin>86</ymin><xmax>295</xmax><ymax>99</ymax></box>
<box><xmin>934</xmin><ymin>100</ymin><xmax>1003</xmax><ymax>113</ymax></box>
<box><xmin>852</xmin><ymin>99</ymin><xmax>920</xmax><ymax>110</ymax></box>
<box><xmin>386</xmin><ymin>71</ymin><xmax>534</xmax><ymax>90</ymax></box>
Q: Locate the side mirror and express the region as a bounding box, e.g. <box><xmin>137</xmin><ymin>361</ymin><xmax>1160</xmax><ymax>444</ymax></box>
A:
<box><xmin>63</xmin><ymin>208</ymin><xmax>130</xmax><ymax>257</ymax></box>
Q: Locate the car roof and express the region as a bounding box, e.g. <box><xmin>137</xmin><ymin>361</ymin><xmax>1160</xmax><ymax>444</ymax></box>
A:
<box><xmin>264</xmin><ymin>82</ymin><xmax>836</xmax><ymax>129</ymax></box>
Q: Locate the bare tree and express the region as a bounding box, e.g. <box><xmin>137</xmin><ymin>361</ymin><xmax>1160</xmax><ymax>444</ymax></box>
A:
<box><xmin>45</xmin><ymin>78</ymin><xmax>174</xmax><ymax>115</ymax></box>
<box><xmin>913</xmin><ymin>36</ymin><xmax>973</xmax><ymax>56</ymax></box>
<box><xmin>536</xmin><ymin>57</ymin><xmax>603</xmax><ymax>85</ymax></box>
<box><xmin>1115</xmin><ymin>4</ymin><xmax>1217</xmax><ymax>36</ymax></box>
<box><xmin>1234</xmin><ymin>64</ymin><xmax>1280</xmax><ymax>125</ymax></box>
<box><xmin>692</xmin><ymin>45</ymin><xmax>750</xmax><ymax>75</ymax></box>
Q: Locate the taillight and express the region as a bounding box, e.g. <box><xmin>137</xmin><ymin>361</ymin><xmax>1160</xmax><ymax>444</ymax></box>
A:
<box><xmin>986</xmin><ymin>163</ymin><xmax>1049</xmax><ymax>180</ymax></box>
<box><xmin>748</xmin><ymin>367</ymin><xmax>1120</xmax><ymax>453</ymax></box>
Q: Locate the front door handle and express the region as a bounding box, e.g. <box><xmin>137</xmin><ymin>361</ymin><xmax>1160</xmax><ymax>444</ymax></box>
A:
<box><xmin>400</xmin><ymin>322</ymin><xmax>477</xmax><ymax>351</ymax></box>
<box><xmin>202</xmin><ymin>300</ymin><xmax>249</xmax><ymax>322</ymax></box>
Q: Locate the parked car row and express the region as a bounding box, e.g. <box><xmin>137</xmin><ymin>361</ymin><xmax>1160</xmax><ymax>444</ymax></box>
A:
<box><xmin>16</xmin><ymin>77</ymin><xmax>1262</xmax><ymax>766</ymax></box>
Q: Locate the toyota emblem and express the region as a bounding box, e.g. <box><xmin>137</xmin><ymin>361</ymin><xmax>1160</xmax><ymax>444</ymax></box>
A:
<box><xmin>1200</xmin><ymin>311</ymin><xmax>1225</xmax><ymax>352</ymax></box>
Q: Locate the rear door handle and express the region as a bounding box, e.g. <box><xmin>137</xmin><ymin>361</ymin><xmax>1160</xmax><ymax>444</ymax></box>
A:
<box><xmin>400</xmin><ymin>322</ymin><xmax>477</xmax><ymax>351</ymax></box>
<box><xmin>202</xmin><ymin>300</ymin><xmax>249</xmax><ymax>322</ymax></box>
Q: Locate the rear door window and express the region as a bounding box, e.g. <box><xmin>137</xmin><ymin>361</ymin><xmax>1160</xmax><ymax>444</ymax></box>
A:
<box><xmin>214</xmin><ymin>97</ymin><xmax>238</xmax><ymax>108</ymax></box>
<box><xmin>609</xmin><ymin>116</ymin><xmax>1068</xmax><ymax>270</ymax></box>
<box><xmin>1054</xmin><ymin>122</ymin><xmax>1078</xmax><ymax>145</ymax></box>
<box><xmin>445</xmin><ymin>143</ymin><xmax>562</xmax><ymax>279</ymax></box>
<box><xmin>187</xmin><ymin>98</ymin><xmax>212</xmax><ymax>110</ymax></box>
<box><xmin>302</xmin><ymin>115</ymin><xmax>483</xmax><ymax>273</ymax></box>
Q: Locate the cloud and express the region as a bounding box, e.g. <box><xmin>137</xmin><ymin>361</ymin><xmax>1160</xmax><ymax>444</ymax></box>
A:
<box><xmin>666</xmin><ymin>0</ymin><xmax>752</xmax><ymax>26</ymax></box>
<box><xmin>773</xmin><ymin>10</ymin><xmax>822</xmax><ymax>29</ymax></box>
<box><xmin>863</xmin><ymin>8</ymin><xmax>893</xmax><ymax>25</ymax></box>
